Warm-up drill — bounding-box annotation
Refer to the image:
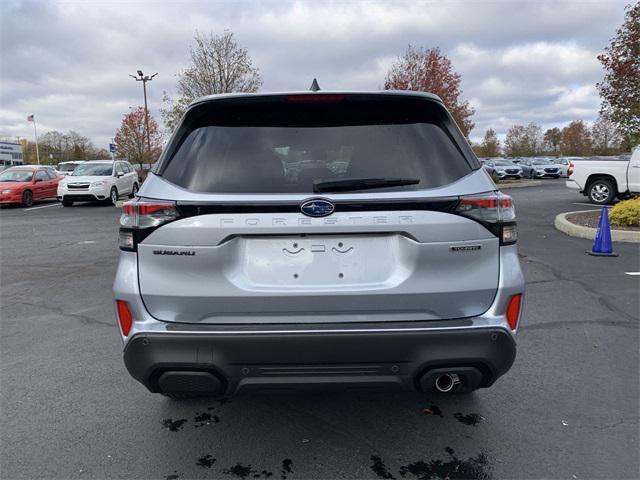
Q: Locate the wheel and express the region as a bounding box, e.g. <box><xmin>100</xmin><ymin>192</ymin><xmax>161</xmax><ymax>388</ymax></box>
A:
<box><xmin>129</xmin><ymin>183</ymin><xmax>138</xmax><ymax>199</ymax></box>
<box><xmin>110</xmin><ymin>187</ymin><xmax>119</xmax><ymax>205</ymax></box>
<box><xmin>22</xmin><ymin>190</ymin><xmax>33</xmax><ymax>207</ymax></box>
<box><xmin>61</xmin><ymin>198</ymin><xmax>74</xmax><ymax>207</ymax></box>
<box><xmin>588</xmin><ymin>178</ymin><xmax>616</xmax><ymax>205</ymax></box>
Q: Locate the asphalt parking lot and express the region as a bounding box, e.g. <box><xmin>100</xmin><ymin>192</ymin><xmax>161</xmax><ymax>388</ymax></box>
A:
<box><xmin>1</xmin><ymin>181</ymin><xmax>638</xmax><ymax>480</ymax></box>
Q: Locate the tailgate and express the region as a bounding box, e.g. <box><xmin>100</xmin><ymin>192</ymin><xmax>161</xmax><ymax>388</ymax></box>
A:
<box><xmin>137</xmin><ymin>210</ymin><xmax>499</xmax><ymax>324</ymax></box>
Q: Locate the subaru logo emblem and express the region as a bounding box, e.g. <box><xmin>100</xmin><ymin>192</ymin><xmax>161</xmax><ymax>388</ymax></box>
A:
<box><xmin>301</xmin><ymin>199</ymin><xmax>335</xmax><ymax>217</ymax></box>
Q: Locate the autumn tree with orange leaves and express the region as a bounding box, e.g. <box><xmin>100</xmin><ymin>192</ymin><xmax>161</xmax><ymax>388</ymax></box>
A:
<box><xmin>114</xmin><ymin>107</ymin><xmax>163</xmax><ymax>169</ymax></box>
<box><xmin>597</xmin><ymin>2</ymin><xmax>639</xmax><ymax>150</ymax></box>
<box><xmin>384</xmin><ymin>46</ymin><xmax>475</xmax><ymax>137</ymax></box>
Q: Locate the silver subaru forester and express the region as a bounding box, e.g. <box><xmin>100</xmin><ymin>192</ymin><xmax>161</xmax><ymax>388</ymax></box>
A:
<box><xmin>113</xmin><ymin>91</ymin><xmax>525</xmax><ymax>398</ymax></box>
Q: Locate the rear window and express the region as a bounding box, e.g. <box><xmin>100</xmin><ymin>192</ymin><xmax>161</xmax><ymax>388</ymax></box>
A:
<box><xmin>72</xmin><ymin>163</ymin><xmax>113</xmax><ymax>176</ymax></box>
<box><xmin>160</xmin><ymin>94</ymin><xmax>475</xmax><ymax>194</ymax></box>
<box><xmin>58</xmin><ymin>163</ymin><xmax>78</xmax><ymax>172</ymax></box>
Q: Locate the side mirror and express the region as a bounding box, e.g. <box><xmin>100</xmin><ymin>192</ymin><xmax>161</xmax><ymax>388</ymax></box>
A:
<box><xmin>116</xmin><ymin>172</ymin><xmax>124</xmax><ymax>178</ymax></box>
<box><xmin>35</xmin><ymin>178</ymin><xmax>43</xmax><ymax>183</ymax></box>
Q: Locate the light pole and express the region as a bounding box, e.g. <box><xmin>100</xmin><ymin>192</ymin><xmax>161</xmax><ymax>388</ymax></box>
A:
<box><xmin>129</xmin><ymin>70</ymin><xmax>157</xmax><ymax>156</ymax></box>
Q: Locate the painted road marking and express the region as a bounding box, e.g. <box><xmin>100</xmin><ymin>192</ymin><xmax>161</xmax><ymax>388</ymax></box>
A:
<box><xmin>23</xmin><ymin>203</ymin><xmax>61</xmax><ymax>212</ymax></box>
<box><xmin>624</xmin><ymin>272</ymin><xmax>640</xmax><ymax>276</ymax></box>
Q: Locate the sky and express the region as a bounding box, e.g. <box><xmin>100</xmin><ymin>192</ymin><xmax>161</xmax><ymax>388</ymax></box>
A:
<box><xmin>0</xmin><ymin>0</ymin><xmax>630</xmax><ymax>149</ymax></box>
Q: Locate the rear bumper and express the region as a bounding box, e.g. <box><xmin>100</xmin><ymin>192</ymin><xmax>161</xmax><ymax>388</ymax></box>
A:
<box><xmin>114</xmin><ymin>244</ymin><xmax>525</xmax><ymax>396</ymax></box>
<box><xmin>565</xmin><ymin>180</ymin><xmax>581</xmax><ymax>191</ymax></box>
<box><xmin>123</xmin><ymin>326</ymin><xmax>516</xmax><ymax>396</ymax></box>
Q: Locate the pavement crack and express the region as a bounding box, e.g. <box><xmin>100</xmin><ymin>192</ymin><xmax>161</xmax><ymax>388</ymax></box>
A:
<box><xmin>10</xmin><ymin>300</ymin><xmax>113</xmax><ymax>327</ymax></box>
<box><xmin>523</xmin><ymin>254</ymin><xmax>638</xmax><ymax>322</ymax></box>
<box><xmin>520</xmin><ymin>317</ymin><xmax>638</xmax><ymax>331</ymax></box>
<box><xmin>577</xmin><ymin>417</ymin><xmax>639</xmax><ymax>430</ymax></box>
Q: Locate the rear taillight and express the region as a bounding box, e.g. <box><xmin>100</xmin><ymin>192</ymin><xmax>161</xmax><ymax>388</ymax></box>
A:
<box><xmin>116</xmin><ymin>300</ymin><xmax>133</xmax><ymax>336</ymax></box>
<box><xmin>455</xmin><ymin>192</ymin><xmax>517</xmax><ymax>245</ymax></box>
<box><xmin>506</xmin><ymin>294</ymin><xmax>523</xmax><ymax>330</ymax></box>
<box><xmin>568</xmin><ymin>161</ymin><xmax>574</xmax><ymax>177</ymax></box>
<box><xmin>119</xmin><ymin>200</ymin><xmax>180</xmax><ymax>251</ymax></box>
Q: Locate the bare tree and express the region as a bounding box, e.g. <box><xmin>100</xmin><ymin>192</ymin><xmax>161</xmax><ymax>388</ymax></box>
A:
<box><xmin>161</xmin><ymin>30</ymin><xmax>263</xmax><ymax>131</ymax></box>
<box><xmin>591</xmin><ymin>114</ymin><xmax>622</xmax><ymax>155</ymax></box>
<box><xmin>560</xmin><ymin>120</ymin><xmax>592</xmax><ymax>156</ymax></box>
<box><xmin>504</xmin><ymin>123</ymin><xmax>543</xmax><ymax>157</ymax></box>
<box><xmin>543</xmin><ymin>127</ymin><xmax>562</xmax><ymax>156</ymax></box>
<box><xmin>480</xmin><ymin>128</ymin><xmax>501</xmax><ymax>157</ymax></box>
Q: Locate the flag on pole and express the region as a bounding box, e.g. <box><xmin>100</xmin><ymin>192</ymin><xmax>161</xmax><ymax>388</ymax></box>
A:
<box><xmin>27</xmin><ymin>115</ymin><xmax>34</xmax><ymax>122</ymax></box>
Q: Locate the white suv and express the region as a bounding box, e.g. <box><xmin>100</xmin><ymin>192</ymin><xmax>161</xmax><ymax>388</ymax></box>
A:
<box><xmin>58</xmin><ymin>160</ymin><xmax>139</xmax><ymax>206</ymax></box>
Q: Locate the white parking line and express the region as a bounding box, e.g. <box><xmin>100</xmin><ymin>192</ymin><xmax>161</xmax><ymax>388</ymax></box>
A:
<box><xmin>624</xmin><ymin>272</ymin><xmax>640</xmax><ymax>276</ymax></box>
<box><xmin>23</xmin><ymin>203</ymin><xmax>61</xmax><ymax>212</ymax></box>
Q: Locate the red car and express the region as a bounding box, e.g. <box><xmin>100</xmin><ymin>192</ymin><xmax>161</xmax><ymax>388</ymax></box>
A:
<box><xmin>0</xmin><ymin>166</ymin><xmax>62</xmax><ymax>207</ymax></box>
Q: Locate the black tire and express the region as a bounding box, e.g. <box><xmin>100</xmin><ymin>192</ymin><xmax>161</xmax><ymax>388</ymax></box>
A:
<box><xmin>587</xmin><ymin>178</ymin><xmax>616</xmax><ymax>205</ymax></box>
<box><xmin>110</xmin><ymin>187</ymin><xmax>119</xmax><ymax>205</ymax></box>
<box><xmin>61</xmin><ymin>198</ymin><xmax>74</xmax><ymax>207</ymax></box>
<box><xmin>129</xmin><ymin>183</ymin><xmax>139</xmax><ymax>199</ymax></box>
<box><xmin>22</xmin><ymin>190</ymin><xmax>33</xmax><ymax>207</ymax></box>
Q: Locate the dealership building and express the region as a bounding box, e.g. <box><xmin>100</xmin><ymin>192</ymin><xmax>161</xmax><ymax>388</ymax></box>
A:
<box><xmin>0</xmin><ymin>140</ymin><xmax>24</xmax><ymax>170</ymax></box>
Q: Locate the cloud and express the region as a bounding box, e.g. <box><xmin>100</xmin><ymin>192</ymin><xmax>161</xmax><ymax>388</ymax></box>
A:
<box><xmin>0</xmin><ymin>0</ymin><xmax>628</xmax><ymax>149</ymax></box>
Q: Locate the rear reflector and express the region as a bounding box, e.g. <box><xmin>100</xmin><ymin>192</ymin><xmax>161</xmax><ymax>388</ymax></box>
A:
<box><xmin>116</xmin><ymin>300</ymin><xmax>133</xmax><ymax>337</ymax></box>
<box><xmin>506</xmin><ymin>294</ymin><xmax>522</xmax><ymax>330</ymax></box>
<box><xmin>502</xmin><ymin>224</ymin><xmax>518</xmax><ymax>244</ymax></box>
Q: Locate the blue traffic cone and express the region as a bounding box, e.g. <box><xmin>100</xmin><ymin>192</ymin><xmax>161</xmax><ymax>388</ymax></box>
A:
<box><xmin>588</xmin><ymin>207</ymin><xmax>618</xmax><ymax>257</ymax></box>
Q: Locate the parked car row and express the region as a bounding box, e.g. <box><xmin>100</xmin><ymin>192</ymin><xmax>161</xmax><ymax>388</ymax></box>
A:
<box><xmin>480</xmin><ymin>155</ymin><xmax>632</xmax><ymax>182</ymax></box>
<box><xmin>0</xmin><ymin>160</ymin><xmax>139</xmax><ymax>207</ymax></box>
<box><xmin>482</xmin><ymin>158</ymin><xmax>563</xmax><ymax>180</ymax></box>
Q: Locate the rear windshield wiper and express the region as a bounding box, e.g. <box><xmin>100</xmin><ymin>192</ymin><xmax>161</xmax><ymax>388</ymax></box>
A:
<box><xmin>313</xmin><ymin>177</ymin><xmax>420</xmax><ymax>193</ymax></box>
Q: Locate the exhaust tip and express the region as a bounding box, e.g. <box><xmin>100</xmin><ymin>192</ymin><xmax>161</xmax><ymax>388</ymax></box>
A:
<box><xmin>435</xmin><ymin>373</ymin><xmax>460</xmax><ymax>393</ymax></box>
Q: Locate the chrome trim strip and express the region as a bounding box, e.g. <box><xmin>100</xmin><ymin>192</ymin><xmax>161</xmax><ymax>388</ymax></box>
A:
<box><xmin>129</xmin><ymin>325</ymin><xmax>510</xmax><ymax>337</ymax></box>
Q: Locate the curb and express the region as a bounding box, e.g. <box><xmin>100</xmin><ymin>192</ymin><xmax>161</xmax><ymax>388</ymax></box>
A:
<box><xmin>554</xmin><ymin>210</ymin><xmax>640</xmax><ymax>243</ymax></box>
<box><xmin>498</xmin><ymin>180</ymin><xmax>543</xmax><ymax>189</ymax></box>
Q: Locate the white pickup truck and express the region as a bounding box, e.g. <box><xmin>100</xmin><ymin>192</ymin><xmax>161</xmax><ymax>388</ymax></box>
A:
<box><xmin>566</xmin><ymin>147</ymin><xmax>640</xmax><ymax>204</ymax></box>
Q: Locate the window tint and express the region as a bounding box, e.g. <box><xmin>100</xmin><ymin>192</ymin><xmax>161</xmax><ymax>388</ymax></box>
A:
<box><xmin>46</xmin><ymin>170</ymin><xmax>58</xmax><ymax>180</ymax></box>
<box><xmin>35</xmin><ymin>170</ymin><xmax>48</xmax><ymax>181</ymax></box>
<box><xmin>161</xmin><ymin>95</ymin><xmax>474</xmax><ymax>194</ymax></box>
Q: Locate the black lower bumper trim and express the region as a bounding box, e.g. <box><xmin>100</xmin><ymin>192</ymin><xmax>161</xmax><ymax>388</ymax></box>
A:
<box><xmin>61</xmin><ymin>194</ymin><xmax>101</xmax><ymax>202</ymax></box>
<box><xmin>123</xmin><ymin>327</ymin><xmax>516</xmax><ymax>396</ymax></box>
